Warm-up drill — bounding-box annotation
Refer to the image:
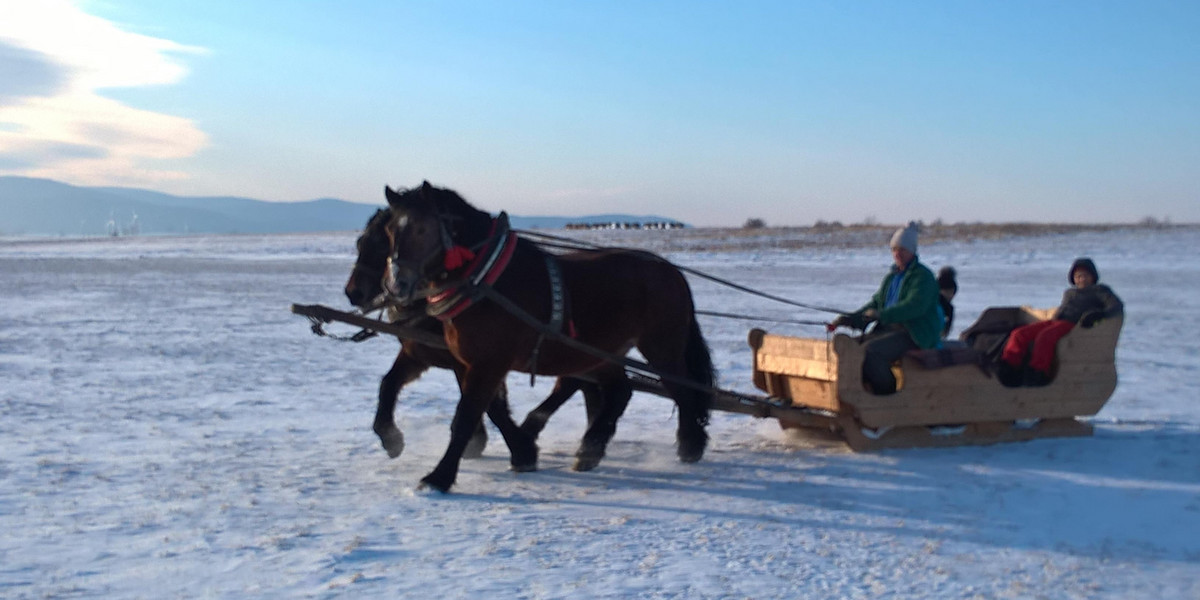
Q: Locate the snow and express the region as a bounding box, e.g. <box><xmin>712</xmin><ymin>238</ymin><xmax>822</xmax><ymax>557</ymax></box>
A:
<box><xmin>1</xmin><ymin>227</ymin><xmax>1198</xmax><ymax>599</ymax></box>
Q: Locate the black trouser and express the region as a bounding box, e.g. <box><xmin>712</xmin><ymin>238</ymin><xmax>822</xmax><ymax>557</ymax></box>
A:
<box><xmin>860</xmin><ymin>325</ymin><xmax>918</xmax><ymax>395</ymax></box>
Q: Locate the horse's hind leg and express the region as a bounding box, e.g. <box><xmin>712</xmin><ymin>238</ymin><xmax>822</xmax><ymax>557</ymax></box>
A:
<box><xmin>574</xmin><ymin>376</ymin><xmax>632</xmax><ymax>472</ymax></box>
<box><xmin>375</xmin><ymin>349</ymin><xmax>430</xmax><ymax>458</ymax></box>
<box><xmin>639</xmin><ymin>322</ymin><xmax>713</xmax><ymax>464</ymax></box>
<box><xmin>661</xmin><ymin>376</ymin><xmax>709</xmax><ymax>463</ymax></box>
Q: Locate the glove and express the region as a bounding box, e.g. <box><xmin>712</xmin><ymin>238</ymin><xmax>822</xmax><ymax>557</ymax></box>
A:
<box><xmin>1079</xmin><ymin>311</ymin><xmax>1101</xmax><ymax>328</ymax></box>
<box><xmin>826</xmin><ymin>315</ymin><xmax>848</xmax><ymax>332</ymax></box>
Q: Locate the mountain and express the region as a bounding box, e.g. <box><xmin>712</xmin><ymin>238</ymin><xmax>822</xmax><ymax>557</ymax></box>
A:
<box><xmin>0</xmin><ymin>177</ymin><xmax>685</xmax><ymax>235</ymax></box>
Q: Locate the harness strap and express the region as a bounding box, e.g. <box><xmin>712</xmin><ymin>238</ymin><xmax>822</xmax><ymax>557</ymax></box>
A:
<box><xmin>426</xmin><ymin>213</ymin><xmax>517</xmax><ymax>320</ymax></box>
<box><xmin>527</xmin><ymin>253</ymin><xmax>573</xmax><ymax>385</ymax></box>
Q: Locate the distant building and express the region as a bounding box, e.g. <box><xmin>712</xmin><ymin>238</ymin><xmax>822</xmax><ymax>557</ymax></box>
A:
<box><xmin>564</xmin><ymin>221</ymin><xmax>685</xmax><ymax>230</ymax></box>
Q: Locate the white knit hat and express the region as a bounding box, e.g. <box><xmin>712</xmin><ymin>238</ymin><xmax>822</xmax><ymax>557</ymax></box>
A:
<box><xmin>890</xmin><ymin>221</ymin><xmax>919</xmax><ymax>253</ymax></box>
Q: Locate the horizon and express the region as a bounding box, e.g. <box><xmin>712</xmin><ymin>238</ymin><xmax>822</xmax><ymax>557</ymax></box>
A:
<box><xmin>1</xmin><ymin>1</ymin><xmax>1198</xmax><ymax>227</ymax></box>
<box><xmin>4</xmin><ymin>174</ymin><xmax>1195</xmax><ymax>239</ymax></box>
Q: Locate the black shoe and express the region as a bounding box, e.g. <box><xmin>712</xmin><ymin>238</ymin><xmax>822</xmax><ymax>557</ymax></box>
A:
<box><xmin>1023</xmin><ymin>369</ymin><xmax>1051</xmax><ymax>387</ymax></box>
<box><xmin>996</xmin><ymin>362</ymin><xmax>1023</xmax><ymax>387</ymax></box>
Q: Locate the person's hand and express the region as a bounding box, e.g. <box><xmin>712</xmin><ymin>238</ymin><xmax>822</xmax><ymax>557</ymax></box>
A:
<box><xmin>1079</xmin><ymin>311</ymin><xmax>1101</xmax><ymax>328</ymax></box>
<box><xmin>826</xmin><ymin>315</ymin><xmax>847</xmax><ymax>332</ymax></box>
<box><xmin>863</xmin><ymin>309</ymin><xmax>879</xmax><ymax>322</ymax></box>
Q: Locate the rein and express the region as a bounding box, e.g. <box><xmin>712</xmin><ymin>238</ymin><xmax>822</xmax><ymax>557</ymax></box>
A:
<box><xmin>695</xmin><ymin>310</ymin><xmax>829</xmax><ymax>327</ymax></box>
<box><xmin>515</xmin><ymin>229</ymin><xmax>847</xmax><ymax>317</ymax></box>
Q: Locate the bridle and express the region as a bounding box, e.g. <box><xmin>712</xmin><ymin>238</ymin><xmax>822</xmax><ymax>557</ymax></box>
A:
<box><xmin>384</xmin><ymin>208</ymin><xmax>517</xmax><ymax>320</ymax></box>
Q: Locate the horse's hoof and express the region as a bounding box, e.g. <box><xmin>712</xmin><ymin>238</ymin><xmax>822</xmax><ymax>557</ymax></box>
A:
<box><xmin>511</xmin><ymin>461</ymin><xmax>538</xmax><ymax>473</ymax></box>
<box><xmin>572</xmin><ymin>456</ymin><xmax>601</xmax><ymax>472</ymax></box>
<box><xmin>677</xmin><ymin>439</ymin><xmax>706</xmax><ymax>463</ymax></box>
<box><xmin>418</xmin><ymin>474</ymin><xmax>452</xmax><ymax>494</ymax></box>
<box><xmin>573</xmin><ymin>444</ymin><xmax>605</xmax><ymax>472</ymax></box>
<box><xmin>379</xmin><ymin>430</ymin><xmax>405</xmax><ymax>459</ymax></box>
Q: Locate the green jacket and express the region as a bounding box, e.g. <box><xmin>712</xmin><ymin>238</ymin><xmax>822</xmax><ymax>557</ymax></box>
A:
<box><xmin>847</xmin><ymin>257</ymin><xmax>942</xmax><ymax>349</ymax></box>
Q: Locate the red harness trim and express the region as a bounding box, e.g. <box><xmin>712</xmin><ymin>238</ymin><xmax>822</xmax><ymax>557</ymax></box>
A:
<box><xmin>427</xmin><ymin>226</ymin><xmax>517</xmax><ymax>321</ymax></box>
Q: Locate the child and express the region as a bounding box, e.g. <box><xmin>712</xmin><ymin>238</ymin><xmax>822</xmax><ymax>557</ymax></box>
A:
<box><xmin>937</xmin><ymin>266</ymin><xmax>957</xmax><ymax>338</ymax></box>
<box><xmin>998</xmin><ymin>258</ymin><xmax>1123</xmax><ymax>386</ymax></box>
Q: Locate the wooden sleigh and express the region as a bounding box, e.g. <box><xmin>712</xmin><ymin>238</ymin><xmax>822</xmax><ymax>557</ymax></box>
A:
<box><xmin>749</xmin><ymin>307</ymin><xmax>1123</xmax><ymax>451</ymax></box>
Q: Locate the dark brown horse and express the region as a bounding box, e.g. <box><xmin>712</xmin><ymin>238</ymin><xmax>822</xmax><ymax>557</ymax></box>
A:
<box><xmin>344</xmin><ymin>209</ymin><xmax>613</xmax><ymax>469</ymax></box>
<box><xmin>382</xmin><ymin>182</ymin><xmax>714</xmax><ymax>492</ymax></box>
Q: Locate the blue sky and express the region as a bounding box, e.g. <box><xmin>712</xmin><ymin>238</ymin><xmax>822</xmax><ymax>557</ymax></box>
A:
<box><xmin>1</xmin><ymin>1</ymin><xmax>1197</xmax><ymax>226</ymax></box>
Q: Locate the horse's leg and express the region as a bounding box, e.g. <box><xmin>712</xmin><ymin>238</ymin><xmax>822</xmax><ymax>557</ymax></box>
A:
<box><xmin>519</xmin><ymin>378</ymin><xmax>583</xmax><ymax>439</ymax></box>
<box><xmin>639</xmin><ymin>319</ymin><xmax>714</xmax><ymax>463</ymax></box>
<box><xmin>420</xmin><ymin>365</ymin><xmax>511</xmax><ymax>493</ymax></box>
<box><xmin>463</xmin><ymin>421</ymin><xmax>489</xmax><ymax>459</ymax></box>
<box><xmin>460</xmin><ymin>368</ymin><xmax>490</xmax><ymax>459</ymax></box>
<box><xmin>483</xmin><ymin>382</ymin><xmax>539</xmax><ymax>472</ymax></box>
<box><xmin>573</xmin><ymin>376</ymin><xmax>632</xmax><ymax>472</ymax></box>
<box><xmin>374</xmin><ymin>348</ymin><xmax>430</xmax><ymax>458</ymax></box>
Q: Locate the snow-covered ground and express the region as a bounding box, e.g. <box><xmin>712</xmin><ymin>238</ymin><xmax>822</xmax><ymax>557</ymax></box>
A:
<box><xmin>1</xmin><ymin>227</ymin><xmax>1197</xmax><ymax>599</ymax></box>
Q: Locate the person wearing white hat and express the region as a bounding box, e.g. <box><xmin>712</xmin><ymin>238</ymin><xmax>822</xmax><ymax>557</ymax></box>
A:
<box><xmin>828</xmin><ymin>221</ymin><xmax>942</xmax><ymax>394</ymax></box>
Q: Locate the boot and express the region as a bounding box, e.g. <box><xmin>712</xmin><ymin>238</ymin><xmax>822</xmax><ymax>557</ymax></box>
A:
<box><xmin>996</xmin><ymin>362</ymin><xmax>1023</xmax><ymax>387</ymax></box>
<box><xmin>1023</xmin><ymin>368</ymin><xmax>1051</xmax><ymax>387</ymax></box>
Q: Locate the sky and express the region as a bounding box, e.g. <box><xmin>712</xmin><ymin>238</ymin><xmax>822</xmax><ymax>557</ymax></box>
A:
<box><xmin>1</xmin><ymin>1</ymin><xmax>1198</xmax><ymax>227</ymax></box>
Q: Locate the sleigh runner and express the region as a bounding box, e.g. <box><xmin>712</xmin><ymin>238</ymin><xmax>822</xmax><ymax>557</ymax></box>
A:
<box><xmin>750</xmin><ymin>306</ymin><xmax>1123</xmax><ymax>450</ymax></box>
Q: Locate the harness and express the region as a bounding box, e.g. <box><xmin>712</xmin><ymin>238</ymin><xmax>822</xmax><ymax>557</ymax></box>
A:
<box><xmin>424</xmin><ymin>214</ymin><xmax>575</xmax><ymax>336</ymax></box>
<box><xmin>425</xmin><ymin>213</ymin><xmax>519</xmax><ymax>320</ymax></box>
<box><xmin>525</xmin><ymin>252</ymin><xmax>577</xmax><ymax>383</ymax></box>
<box><xmin>421</xmin><ymin>212</ymin><xmax>576</xmax><ymax>381</ymax></box>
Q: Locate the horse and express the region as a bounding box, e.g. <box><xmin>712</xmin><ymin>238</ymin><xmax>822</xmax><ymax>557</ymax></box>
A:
<box><xmin>382</xmin><ymin>182</ymin><xmax>715</xmax><ymax>492</ymax></box>
<box><xmin>344</xmin><ymin>208</ymin><xmax>613</xmax><ymax>470</ymax></box>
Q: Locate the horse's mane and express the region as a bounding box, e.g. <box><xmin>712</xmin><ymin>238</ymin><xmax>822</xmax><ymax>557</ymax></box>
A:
<box><xmin>365</xmin><ymin>207</ymin><xmax>391</xmax><ymax>232</ymax></box>
<box><xmin>414</xmin><ymin>182</ymin><xmax>495</xmax><ymax>244</ymax></box>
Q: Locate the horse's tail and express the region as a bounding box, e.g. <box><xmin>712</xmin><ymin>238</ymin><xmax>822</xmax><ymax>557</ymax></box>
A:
<box><xmin>684</xmin><ymin>315</ymin><xmax>716</xmax><ymax>423</ymax></box>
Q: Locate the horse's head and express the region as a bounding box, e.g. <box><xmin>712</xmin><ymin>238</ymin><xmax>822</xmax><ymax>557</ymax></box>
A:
<box><xmin>381</xmin><ymin>182</ymin><xmax>457</xmax><ymax>302</ymax></box>
<box><xmin>344</xmin><ymin>208</ymin><xmax>393</xmax><ymax>309</ymax></box>
<box><xmin>381</xmin><ymin>181</ymin><xmax>495</xmax><ymax>303</ymax></box>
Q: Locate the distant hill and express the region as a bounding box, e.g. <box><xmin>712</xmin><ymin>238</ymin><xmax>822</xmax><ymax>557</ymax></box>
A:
<box><xmin>0</xmin><ymin>177</ymin><xmax>686</xmax><ymax>235</ymax></box>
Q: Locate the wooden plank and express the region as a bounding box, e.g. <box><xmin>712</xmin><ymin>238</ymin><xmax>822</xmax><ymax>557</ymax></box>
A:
<box><xmin>781</xmin><ymin>377</ymin><xmax>840</xmax><ymax>412</ymax></box>
<box><xmin>754</xmin><ymin>334</ymin><xmax>834</xmax><ymax>362</ymax></box>
<box><xmin>844</xmin><ymin>380</ymin><xmax>1117</xmax><ymax>428</ymax></box>
<box><xmin>755</xmin><ymin>354</ymin><xmax>836</xmax><ymax>380</ymax></box>
<box><xmin>896</xmin><ymin>362</ymin><xmax>1116</xmax><ymax>392</ymax></box>
<box><xmin>1057</xmin><ymin>320</ymin><xmax>1123</xmax><ymax>362</ymax></box>
<box><xmin>753</xmin><ymin>374</ymin><xmax>840</xmax><ymax>411</ymax></box>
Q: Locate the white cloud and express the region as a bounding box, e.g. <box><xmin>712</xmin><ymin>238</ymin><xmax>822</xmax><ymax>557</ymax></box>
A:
<box><xmin>0</xmin><ymin>0</ymin><xmax>208</xmax><ymax>185</ymax></box>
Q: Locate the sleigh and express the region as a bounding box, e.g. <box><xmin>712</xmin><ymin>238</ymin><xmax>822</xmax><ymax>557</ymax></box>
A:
<box><xmin>749</xmin><ymin>306</ymin><xmax>1123</xmax><ymax>451</ymax></box>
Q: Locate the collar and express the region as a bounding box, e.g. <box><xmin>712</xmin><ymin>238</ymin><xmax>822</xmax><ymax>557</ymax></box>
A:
<box><xmin>426</xmin><ymin>213</ymin><xmax>517</xmax><ymax>321</ymax></box>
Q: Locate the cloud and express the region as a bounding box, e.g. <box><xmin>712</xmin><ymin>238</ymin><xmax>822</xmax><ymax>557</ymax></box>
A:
<box><xmin>0</xmin><ymin>0</ymin><xmax>208</xmax><ymax>186</ymax></box>
<box><xmin>0</xmin><ymin>42</ymin><xmax>69</xmax><ymax>103</ymax></box>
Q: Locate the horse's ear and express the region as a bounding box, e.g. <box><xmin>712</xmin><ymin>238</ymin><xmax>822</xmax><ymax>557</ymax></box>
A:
<box><xmin>384</xmin><ymin>186</ymin><xmax>403</xmax><ymax>207</ymax></box>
